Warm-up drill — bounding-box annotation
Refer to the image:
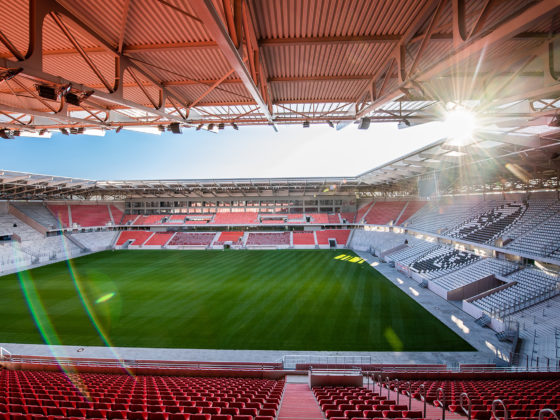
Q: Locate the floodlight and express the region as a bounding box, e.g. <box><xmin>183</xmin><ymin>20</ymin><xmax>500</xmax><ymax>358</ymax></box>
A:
<box><xmin>65</xmin><ymin>92</ymin><xmax>81</xmax><ymax>106</ymax></box>
<box><xmin>303</xmin><ymin>121</ymin><xmax>310</xmax><ymax>128</ymax></box>
<box><xmin>39</xmin><ymin>129</ymin><xmax>47</xmax><ymax>135</ymax></box>
<box><xmin>36</xmin><ymin>85</ymin><xmax>58</xmax><ymax>101</ymax></box>
<box><xmin>444</xmin><ymin>108</ymin><xmax>477</xmax><ymax>144</ymax></box>
<box><xmin>115</xmin><ymin>126</ymin><xmax>123</xmax><ymax>133</ymax></box>
<box><xmin>168</xmin><ymin>122</ymin><xmax>182</xmax><ymax>134</ymax></box>
<box><xmin>327</xmin><ymin>120</ymin><xmax>334</xmax><ymax>128</ymax></box>
<box><xmin>59</xmin><ymin>128</ymin><xmax>69</xmax><ymax>135</ymax></box>
<box><xmin>358</xmin><ymin>117</ymin><xmax>371</xmax><ymax>130</ymax></box>
<box><xmin>196</xmin><ymin>124</ymin><xmax>203</xmax><ymax>131</ymax></box>
<box><xmin>13</xmin><ymin>130</ymin><xmax>20</xmax><ymax>136</ymax></box>
<box><xmin>158</xmin><ymin>125</ymin><xmax>166</xmax><ymax>132</ymax></box>
<box><xmin>0</xmin><ymin>129</ymin><xmax>14</xmax><ymax>139</ymax></box>
<box><xmin>231</xmin><ymin>122</ymin><xmax>239</xmax><ymax>130</ymax></box>
<box><xmin>207</xmin><ymin>123</ymin><xmax>215</xmax><ymax>131</ymax></box>
<box><xmin>218</xmin><ymin>123</ymin><xmax>225</xmax><ymax>130</ymax></box>
<box><xmin>398</xmin><ymin>119</ymin><xmax>411</xmax><ymax>129</ymax></box>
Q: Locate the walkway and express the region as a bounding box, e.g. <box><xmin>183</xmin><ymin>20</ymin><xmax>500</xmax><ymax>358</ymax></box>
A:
<box><xmin>278</xmin><ymin>383</ymin><xmax>324</xmax><ymax>420</ymax></box>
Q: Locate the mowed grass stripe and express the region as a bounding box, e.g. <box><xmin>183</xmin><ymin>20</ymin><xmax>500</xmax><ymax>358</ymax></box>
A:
<box><xmin>0</xmin><ymin>250</ymin><xmax>474</xmax><ymax>351</ymax></box>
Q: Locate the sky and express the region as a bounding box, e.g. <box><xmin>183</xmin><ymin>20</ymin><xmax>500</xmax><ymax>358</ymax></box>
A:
<box><xmin>0</xmin><ymin>121</ymin><xmax>448</xmax><ymax>180</ymax></box>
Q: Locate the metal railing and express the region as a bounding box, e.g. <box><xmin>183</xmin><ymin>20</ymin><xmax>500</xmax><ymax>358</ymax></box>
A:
<box><xmin>4</xmin><ymin>354</ymin><xmax>281</xmax><ymax>371</ymax></box>
<box><xmin>0</xmin><ymin>347</ymin><xmax>11</xmax><ymax>361</ymax></box>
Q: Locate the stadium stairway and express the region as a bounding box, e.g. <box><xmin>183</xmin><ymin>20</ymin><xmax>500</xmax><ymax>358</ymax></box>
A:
<box><xmin>279</xmin><ymin>384</ymin><xmax>324</xmax><ymax>420</ymax></box>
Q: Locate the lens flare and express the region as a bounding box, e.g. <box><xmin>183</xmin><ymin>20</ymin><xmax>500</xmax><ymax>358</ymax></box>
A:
<box><xmin>444</xmin><ymin>108</ymin><xmax>477</xmax><ymax>145</ymax></box>
<box><xmin>95</xmin><ymin>292</ymin><xmax>116</xmax><ymax>304</ymax></box>
<box><xmin>15</xmin><ymin>262</ymin><xmax>92</xmax><ymax>398</ymax></box>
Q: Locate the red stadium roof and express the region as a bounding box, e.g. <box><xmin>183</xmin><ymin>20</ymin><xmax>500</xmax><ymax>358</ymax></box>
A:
<box><xmin>0</xmin><ymin>0</ymin><xmax>559</xmax><ymax>134</ymax></box>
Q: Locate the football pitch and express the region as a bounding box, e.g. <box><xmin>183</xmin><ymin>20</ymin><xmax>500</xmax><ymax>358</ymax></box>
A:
<box><xmin>0</xmin><ymin>250</ymin><xmax>474</xmax><ymax>352</ymax></box>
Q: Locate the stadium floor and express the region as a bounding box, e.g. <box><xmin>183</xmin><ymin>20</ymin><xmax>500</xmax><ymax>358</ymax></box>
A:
<box><xmin>0</xmin><ymin>249</ymin><xmax>474</xmax><ymax>352</ymax></box>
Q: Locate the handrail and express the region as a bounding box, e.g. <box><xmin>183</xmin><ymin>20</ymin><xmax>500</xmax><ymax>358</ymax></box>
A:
<box><xmin>393</xmin><ymin>378</ymin><xmax>400</xmax><ymax>404</ymax></box>
<box><xmin>385</xmin><ymin>376</ymin><xmax>391</xmax><ymax>400</ymax></box>
<box><xmin>491</xmin><ymin>399</ymin><xmax>509</xmax><ymax>420</ymax></box>
<box><xmin>405</xmin><ymin>381</ymin><xmax>412</xmax><ymax>410</ymax></box>
<box><xmin>0</xmin><ymin>347</ymin><xmax>11</xmax><ymax>360</ymax></box>
<box><xmin>539</xmin><ymin>408</ymin><xmax>560</xmax><ymax>420</ymax></box>
<box><xmin>436</xmin><ymin>388</ymin><xmax>446</xmax><ymax>420</ymax></box>
<box><xmin>419</xmin><ymin>384</ymin><xmax>427</xmax><ymax>418</ymax></box>
<box><xmin>460</xmin><ymin>392</ymin><xmax>471</xmax><ymax>420</ymax></box>
<box><xmin>377</xmin><ymin>374</ymin><xmax>383</xmax><ymax>395</ymax></box>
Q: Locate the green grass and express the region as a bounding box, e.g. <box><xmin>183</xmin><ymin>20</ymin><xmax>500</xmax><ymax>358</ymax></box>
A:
<box><xmin>0</xmin><ymin>250</ymin><xmax>474</xmax><ymax>351</ymax></box>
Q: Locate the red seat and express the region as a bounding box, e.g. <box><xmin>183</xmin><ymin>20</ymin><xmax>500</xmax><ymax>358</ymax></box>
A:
<box><xmin>363</xmin><ymin>411</ymin><xmax>383</xmax><ymax>418</ymax></box>
<box><xmin>107</xmin><ymin>410</ymin><xmax>127</xmax><ymax>419</ymax></box>
<box><xmin>239</xmin><ymin>408</ymin><xmax>257</xmax><ymax>417</ymax></box>
<box><xmin>402</xmin><ymin>411</ymin><xmax>423</xmax><ymax>418</ymax></box>
<box><xmin>128</xmin><ymin>411</ymin><xmax>147</xmax><ymax>420</ymax></box>
<box><xmin>220</xmin><ymin>408</ymin><xmax>240</xmax><ymax>416</ymax></box>
<box><xmin>344</xmin><ymin>410</ymin><xmax>363</xmax><ymax>419</ymax></box>
<box><xmin>185</xmin><ymin>407</ymin><xmax>203</xmax><ymax>414</ymax></box>
<box><xmin>201</xmin><ymin>407</ymin><xmax>221</xmax><ymax>415</ymax></box>
<box><xmin>168</xmin><ymin>414</ymin><xmax>190</xmax><ymax>420</ymax></box>
<box><xmin>190</xmin><ymin>415</ymin><xmax>212</xmax><ymax>420</ymax></box>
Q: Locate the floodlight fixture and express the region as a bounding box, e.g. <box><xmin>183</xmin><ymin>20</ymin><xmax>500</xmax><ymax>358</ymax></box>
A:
<box><xmin>196</xmin><ymin>124</ymin><xmax>203</xmax><ymax>131</ymax></box>
<box><xmin>37</xmin><ymin>85</ymin><xmax>58</xmax><ymax>101</ymax></box>
<box><xmin>327</xmin><ymin>120</ymin><xmax>334</xmax><ymax>128</ymax></box>
<box><xmin>218</xmin><ymin>123</ymin><xmax>225</xmax><ymax>130</ymax></box>
<box><xmin>231</xmin><ymin>122</ymin><xmax>239</xmax><ymax>130</ymax></box>
<box><xmin>168</xmin><ymin>122</ymin><xmax>182</xmax><ymax>134</ymax></box>
<box><xmin>398</xmin><ymin>119</ymin><xmax>411</xmax><ymax>129</ymax></box>
<box><xmin>549</xmin><ymin>114</ymin><xmax>560</xmax><ymax>127</ymax></box>
<box><xmin>0</xmin><ymin>129</ymin><xmax>14</xmax><ymax>139</ymax></box>
<box><xmin>358</xmin><ymin>117</ymin><xmax>371</xmax><ymax>130</ymax></box>
<box><xmin>115</xmin><ymin>126</ymin><xmax>123</xmax><ymax>133</ymax></box>
<box><xmin>59</xmin><ymin>128</ymin><xmax>69</xmax><ymax>135</ymax></box>
<box><xmin>303</xmin><ymin>120</ymin><xmax>310</xmax><ymax>128</ymax></box>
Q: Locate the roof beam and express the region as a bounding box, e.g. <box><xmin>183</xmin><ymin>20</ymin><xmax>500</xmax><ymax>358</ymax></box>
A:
<box><xmin>351</xmin><ymin>0</ymin><xmax>560</xmax><ymax>122</ymax></box>
<box><xmin>189</xmin><ymin>0</ymin><xmax>276</xmax><ymax>129</ymax></box>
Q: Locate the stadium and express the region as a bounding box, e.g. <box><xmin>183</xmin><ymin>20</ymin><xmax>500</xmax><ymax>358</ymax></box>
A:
<box><xmin>1</xmin><ymin>0</ymin><xmax>560</xmax><ymax>419</ymax></box>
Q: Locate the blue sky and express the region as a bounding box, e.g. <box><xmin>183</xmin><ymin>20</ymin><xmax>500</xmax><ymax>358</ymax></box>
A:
<box><xmin>0</xmin><ymin>122</ymin><xmax>446</xmax><ymax>180</ymax></box>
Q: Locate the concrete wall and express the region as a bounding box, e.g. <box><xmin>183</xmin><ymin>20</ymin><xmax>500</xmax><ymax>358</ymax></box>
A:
<box><xmin>446</xmin><ymin>275</ymin><xmax>504</xmax><ymax>301</ymax></box>
<box><xmin>309</xmin><ymin>372</ymin><xmax>362</xmax><ymax>387</ymax></box>
<box><xmin>8</xmin><ymin>204</ymin><xmax>47</xmax><ymax>236</ymax></box>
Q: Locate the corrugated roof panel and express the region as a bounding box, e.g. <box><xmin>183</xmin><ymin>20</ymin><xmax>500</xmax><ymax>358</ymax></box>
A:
<box><xmin>122</xmin><ymin>84</ymin><xmax>162</xmax><ymax>108</ymax></box>
<box><xmin>252</xmin><ymin>0</ymin><xmax>431</xmax><ymax>39</ymax></box>
<box><xmin>42</xmin><ymin>53</ymin><xmax>116</xmax><ymax>92</ymax></box>
<box><xmin>123</xmin><ymin>0</ymin><xmax>212</xmax><ymax>45</ymax></box>
<box><xmin>271</xmin><ymin>79</ymin><xmax>368</xmax><ymax>102</ymax></box>
<box><xmin>263</xmin><ymin>42</ymin><xmax>395</xmax><ymax>78</ymax></box>
<box><xmin>56</xmin><ymin>0</ymin><xmax>127</xmax><ymax>47</ymax></box>
<box><xmin>0</xmin><ymin>0</ymin><xmax>29</xmax><ymax>59</ymax></box>
<box><xmin>127</xmin><ymin>48</ymin><xmax>234</xmax><ymax>82</ymax></box>
<box><xmin>169</xmin><ymin>83</ymin><xmax>253</xmax><ymax>105</ymax></box>
<box><xmin>42</xmin><ymin>12</ymin><xmax>102</xmax><ymax>50</ymax></box>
